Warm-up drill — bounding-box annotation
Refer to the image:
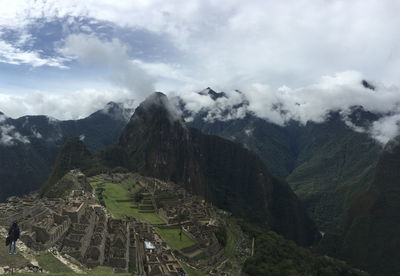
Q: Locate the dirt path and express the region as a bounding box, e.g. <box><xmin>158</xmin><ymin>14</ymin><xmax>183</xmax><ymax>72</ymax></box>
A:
<box><xmin>47</xmin><ymin>247</ymin><xmax>86</xmax><ymax>274</ymax></box>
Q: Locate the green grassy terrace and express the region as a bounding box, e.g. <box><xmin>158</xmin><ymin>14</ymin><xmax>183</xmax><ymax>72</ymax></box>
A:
<box><xmin>155</xmin><ymin>227</ymin><xmax>196</xmax><ymax>250</ymax></box>
<box><xmin>89</xmin><ymin>175</ymin><xmax>165</xmax><ymax>224</ymax></box>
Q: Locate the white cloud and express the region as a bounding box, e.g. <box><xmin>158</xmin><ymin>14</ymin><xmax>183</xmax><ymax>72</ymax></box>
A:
<box><xmin>31</xmin><ymin>128</ymin><xmax>42</xmax><ymax>139</ymax></box>
<box><xmin>0</xmin><ymin>124</ymin><xmax>29</xmax><ymax>146</ymax></box>
<box><xmin>61</xmin><ymin>33</ymin><xmax>155</xmax><ymax>100</ymax></box>
<box><xmin>0</xmin><ymin>40</ymin><xmax>68</xmax><ymax>68</ymax></box>
<box><xmin>142</xmin><ymin>93</ymin><xmax>183</xmax><ymax>124</ymax></box>
<box><xmin>1</xmin><ymin>1</ymin><xmax>400</xmax><ymax>86</ymax></box>
<box><xmin>0</xmin><ymin>1</ymin><xmax>400</xmax><ymax>144</ymax></box>
<box><xmin>0</xmin><ymin>87</ymin><xmax>136</xmax><ymax>120</ymax></box>
<box><xmin>177</xmin><ymin>71</ymin><xmax>400</xmax><ymax>144</ymax></box>
<box><xmin>370</xmin><ymin>114</ymin><xmax>400</xmax><ymax>145</ymax></box>
<box><xmin>132</xmin><ymin>60</ymin><xmax>194</xmax><ymax>87</ymax></box>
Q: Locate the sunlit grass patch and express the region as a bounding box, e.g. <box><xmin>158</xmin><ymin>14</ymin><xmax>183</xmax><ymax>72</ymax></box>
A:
<box><xmin>155</xmin><ymin>227</ymin><xmax>195</xmax><ymax>250</ymax></box>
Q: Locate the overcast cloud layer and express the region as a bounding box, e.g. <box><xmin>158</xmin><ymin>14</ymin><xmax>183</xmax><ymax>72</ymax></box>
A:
<box><xmin>0</xmin><ymin>0</ymin><xmax>400</xmax><ymax>143</ymax></box>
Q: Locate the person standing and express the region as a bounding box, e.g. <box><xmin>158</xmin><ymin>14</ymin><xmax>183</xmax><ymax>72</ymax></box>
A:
<box><xmin>8</xmin><ymin>222</ymin><xmax>20</xmax><ymax>254</ymax></box>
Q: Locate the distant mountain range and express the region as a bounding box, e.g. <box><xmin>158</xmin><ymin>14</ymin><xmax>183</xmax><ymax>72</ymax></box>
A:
<box><xmin>178</xmin><ymin>86</ymin><xmax>400</xmax><ymax>275</ymax></box>
<box><xmin>181</xmin><ymin>87</ymin><xmax>382</xmax><ymax>233</ymax></box>
<box><xmin>0</xmin><ymin>102</ymin><xmax>132</xmax><ymax>201</ymax></box>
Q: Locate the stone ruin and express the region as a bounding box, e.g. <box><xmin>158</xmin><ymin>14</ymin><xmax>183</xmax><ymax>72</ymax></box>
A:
<box><xmin>131</xmin><ymin>222</ymin><xmax>185</xmax><ymax>276</ymax></box>
<box><xmin>0</xmin><ymin>171</ymin><xmax>251</xmax><ymax>275</ymax></box>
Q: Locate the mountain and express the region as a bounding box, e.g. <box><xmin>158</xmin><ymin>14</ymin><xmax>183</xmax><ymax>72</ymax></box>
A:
<box><xmin>338</xmin><ymin>136</ymin><xmax>400</xmax><ymax>275</ymax></box>
<box><xmin>0</xmin><ymin>102</ymin><xmax>131</xmax><ymax>202</ymax></box>
<box><xmin>183</xmin><ymin>89</ymin><xmax>382</xmax><ymax>232</ymax></box>
<box><xmin>287</xmin><ymin>112</ymin><xmax>381</xmax><ymax>231</ymax></box>
<box><xmin>86</xmin><ymin>92</ymin><xmax>320</xmax><ymax>246</ymax></box>
<box><xmin>198</xmin><ymin>87</ymin><xmax>228</xmax><ymax>100</ymax></box>
<box><xmin>41</xmin><ymin>137</ymin><xmax>98</xmax><ymax>197</ymax></box>
<box><xmin>43</xmin><ymin>92</ymin><xmax>320</xmax><ymax>246</ymax></box>
<box><xmin>43</xmin><ymin>169</ymin><xmax>92</xmax><ymax>199</ymax></box>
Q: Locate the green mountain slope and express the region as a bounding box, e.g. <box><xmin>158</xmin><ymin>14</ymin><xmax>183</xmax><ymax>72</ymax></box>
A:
<box><xmin>189</xmin><ymin>113</ymin><xmax>297</xmax><ymax>179</ymax></box>
<box><xmin>0</xmin><ymin>102</ymin><xmax>130</xmax><ymax>201</ymax></box>
<box><xmin>241</xmin><ymin>222</ymin><xmax>367</xmax><ymax>276</ymax></box>
<box><xmin>186</xmin><ymin>93</ymin><xmax>382</xmax><ymax>232</ymax></box>
<box><xmin>287</xmin><ymin>113</ymin><xmax>381</xmax><ymax>231</ymax></box>
<box><xmin>339</xmin><ymin>137</ymin><xmax>400</xmax><ymax>275</ymax></box>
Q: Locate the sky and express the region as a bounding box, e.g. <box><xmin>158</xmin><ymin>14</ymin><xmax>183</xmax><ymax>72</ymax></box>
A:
<box><xmin>0</xmin><ymin>0</ymin><xmax>400</xmax><ymax>143</ymax></box>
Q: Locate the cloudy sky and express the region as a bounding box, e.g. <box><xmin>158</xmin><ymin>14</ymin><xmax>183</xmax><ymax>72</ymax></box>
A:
<box><xmin>0</xmin><ymin>0</ymin><xmax>400</xmax><ymax>142</ymax></box>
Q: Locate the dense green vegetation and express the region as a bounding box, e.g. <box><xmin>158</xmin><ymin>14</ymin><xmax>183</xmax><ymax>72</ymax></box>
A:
<box><xmin>239</xmin><ymin>221</ymin><xmax>367</xmax><ymax>276</ymax></box>
<box><xmin>190</xmin><ymin>109</ymin><xmax>381</xmax><ymax>233</ymax></box>
<box><xmin>338</xmin><ymin>138</ymin><xmax>400</xmax><ymax>275</ymax></box>
<box><xmin>221</xmin><ymin>217</ymin><xmax>245</xmax><ymax>258</ymax></box>
<box><xmin>189</xmin><ymin>113</ymin><xmax>296</xmax><ymax>179</ymax></box>
<box><xmin>287</xmin><ymin>114</ymin><xmax>380</xmax><ymax>232</ymax></box>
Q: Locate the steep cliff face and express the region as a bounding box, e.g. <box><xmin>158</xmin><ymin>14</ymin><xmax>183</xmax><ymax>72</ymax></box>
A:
<box><xmin>118</xmin><ymin>92</ymin><xmax>320</xmax><ymax>246</ymax></box>
<box><xmin>341</xmin><ymin>137</ymin><xmax>400</xmax><ymax>275</ymax></box>
<box><xmin>119</xmin><ymin>92</ymin><xmax>200</xmax><ymax>191</ymax></box>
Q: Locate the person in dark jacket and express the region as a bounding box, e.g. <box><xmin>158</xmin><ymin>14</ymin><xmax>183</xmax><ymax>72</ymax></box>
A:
<box><xmin>8</xmin><ymin>222</ymin><xmax>20</xmax><ymax>254</ymax></box>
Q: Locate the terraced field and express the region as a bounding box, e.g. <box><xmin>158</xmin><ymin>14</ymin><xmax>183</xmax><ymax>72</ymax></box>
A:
<box><xmin>155</xmin><ymin>227</ymin><xmax>196</xmax><ymax>250</ymax></box>
<box><xmin>89</xmin><ymin>175</ymin><xmax>165</xmax><ymax>224</ymax></box>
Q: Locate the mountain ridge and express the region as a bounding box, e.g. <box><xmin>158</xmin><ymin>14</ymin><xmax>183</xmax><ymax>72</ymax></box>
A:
<box><xmin>181</xmin><ymin>88</ymin><xmax>383</xmax><ymax>232</ymax></box>
<box><xmin>0</xmin><ymin>101</ymin><xmax>131</xmax><ymax>201</ymax></box>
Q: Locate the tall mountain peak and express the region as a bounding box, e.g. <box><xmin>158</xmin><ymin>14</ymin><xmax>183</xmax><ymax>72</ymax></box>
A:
<box><xmin>118</xmin><ymin>92</ymin><xmax>189</xmax><ymax>174</ymax></box>
<box><xmin>41</xmin><ymin>136</ymin><xmax>94</xmax><ymax>197</ymax></box>
<box><xmin>98</xmin><ymin>100</ymin><xmax>134</xmax><ymax>122</ymax></box>
<box><xmin>361</xmin><ymin>79</ymin><xmax>376</xmax><ymax>90</ymax></box>
<box><xmin>198</xmin><ymin>87</ymin><xmax>227</xmax><ymax>101</ymax></box>
<box><xmin>132</xmin><ymin>92</ymin><xmax>183</xmax><ymax>125</ymax></box>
